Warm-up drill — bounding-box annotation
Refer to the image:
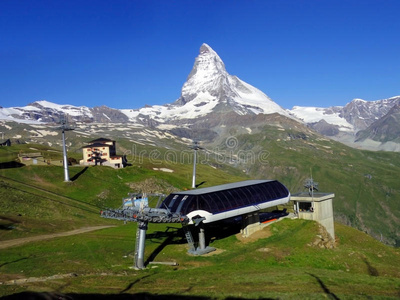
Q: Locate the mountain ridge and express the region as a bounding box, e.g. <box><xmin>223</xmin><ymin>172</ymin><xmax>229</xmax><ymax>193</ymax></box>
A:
<box><xmin>1</xmin><ymin>43</ymin><xmax>399</xmax><ymax>151</ymax></box>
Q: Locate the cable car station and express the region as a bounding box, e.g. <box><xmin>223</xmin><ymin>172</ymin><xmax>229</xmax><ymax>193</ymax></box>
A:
<box><xmin>101</xmin><ymin>179</ymin><xmax>292</xmax><ymax>269</ymax></box>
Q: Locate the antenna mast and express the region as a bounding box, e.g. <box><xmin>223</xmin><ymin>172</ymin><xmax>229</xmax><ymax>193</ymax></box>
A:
<box><xmin>304</xmin><ymin>168</ymin><xmax>318</xmax><ymax>198</ymax></box>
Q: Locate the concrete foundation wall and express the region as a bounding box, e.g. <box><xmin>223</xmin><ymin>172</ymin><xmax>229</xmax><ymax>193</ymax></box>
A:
<box><xmin>292</xmin><ymin>193</ymin><xmax>335</xmax><ymax>240</ymax></box>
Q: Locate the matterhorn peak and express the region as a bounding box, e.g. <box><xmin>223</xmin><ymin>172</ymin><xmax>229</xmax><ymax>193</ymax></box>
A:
<box><xmin>199</xmin><ymin>43</ymin><xmax>214</xmax><ymax>54</ymax></box>
<box><xmin>175</xmin><ymin>44</ymin><xmax>289</xmax><ymax>117</ymax></box>
<box><xmin>120</xmin><ymin>43</ymin><xmax>290</xmax><ymax>124</ymax></box>
<box><xmin>183</xmin><ymin>43</ymin><xmax>227</xmax><ymax>86</ymax></box>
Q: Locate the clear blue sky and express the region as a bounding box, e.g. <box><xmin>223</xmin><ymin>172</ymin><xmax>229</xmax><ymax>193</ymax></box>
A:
<box><xmin>1</xmin><ymin>0</ymin><xmax>399</xmax><ymax>109</ymax></box>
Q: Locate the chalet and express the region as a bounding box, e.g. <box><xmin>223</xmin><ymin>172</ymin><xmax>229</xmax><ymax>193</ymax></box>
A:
<box><xmin>80</xmin><ymin>138</ymin><xmax>124</xmax><ymax>169</ymax></box>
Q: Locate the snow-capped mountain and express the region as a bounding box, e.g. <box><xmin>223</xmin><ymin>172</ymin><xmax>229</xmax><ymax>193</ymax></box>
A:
<box><xmin>0</xmin><ymin>100</ymin><xmax>128</xmax><ymax>124</ymax></box>
<box><xmin>1</xmin><ymin>43</ymin><xmax>400</xmax><ymax>151</ymax></box>
<box><xmin>176</xmin><ymin>44</ymin><xmax>288</xmax><ymax>117</ymax></box>
<box><xmin>289</xmin><ymin>96</ymin><xmax>400</xmax><ymax>150</ymax></box>
<box><xmin>121</xmin><ymin>43</ymin><xmax>290</xmax><ymax>124</ymax></box>
<box><xmin>290</xmin><ymin>106</ymin><xmax>354</xmax><ymax>134</ymax></box>
<box><xmin>356</xmin><ymin>102</ymin><xmax>400</xmax><ymax>144</ymax></box>
<box><xmin>0</xmin><ymin>44</ymin><xmax>290</xmax><ymax>126</ymax></box>
<box><xmin>291</xmin><ymin>96</ymin><xmax>400</xmax><ymax>136</ymax></box>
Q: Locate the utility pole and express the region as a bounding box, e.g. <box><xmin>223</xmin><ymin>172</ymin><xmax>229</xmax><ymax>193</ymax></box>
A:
<box><xmin>189</xmin><ymin>140</ymin><xmax>203</xmax><ymax>189</ymax></box>
<box><xmin>59</xmin><ymin>116</ymin><xmax>74</xmax><ymax>182</ymax></box>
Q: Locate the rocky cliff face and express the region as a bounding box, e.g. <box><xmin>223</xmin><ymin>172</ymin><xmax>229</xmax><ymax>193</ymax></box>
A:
<box><xmin>341</xmin><ymin>97</ymin><xmax>400</xmax><ymax>132</ymax></box>
<box><xmin>290</xmin><ymin>96</ymin><xmax>400</xmax><ymax>150</ymax></box>
<box><xmin>356</xmin><ymin>102</ymin><xmax>400</xmax><ymax>143</ymax></box>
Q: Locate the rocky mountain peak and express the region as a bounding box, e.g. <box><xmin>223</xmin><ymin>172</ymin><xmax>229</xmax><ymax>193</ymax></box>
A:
<box><xmin>199</xmin><ymin>43</ymin><xmax>214</xmax><ymax>54</ymax></box>
<box><xmin>341</xmin><ymin>97</ymin><xmax>400</xmax><ymax>132</ymax></box>
<box><xmin>181</xmin><ymin>44</ymin><xmax>227</xmax><ymax>101</ymax></box>
<box><xmin>174</xmin><ymin>44</ymin><xmax>288</xmax><ymax>118</ymax></box>
<box><xmin>0</xmin><ymin>44</ymin><xmax>289</xmax><ymax>127</ymax></box>
<box><xmin>387</xmin><ymin>101</ymin><xmax>400</xmax><ymax>114</ymax></box>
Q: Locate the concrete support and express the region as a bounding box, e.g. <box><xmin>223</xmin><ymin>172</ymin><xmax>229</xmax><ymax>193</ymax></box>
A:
<box><xmin>291</xmin><ymin>193</ymin><xmax>335</xmax><ymax>240</ymax></box>
<box><xmin>62</xmin><ymin>130</ymin><xmax>70</xmax><ymax>182</ymax></box>
<box><xmin>198</xmin><ymin>224</ymin><xmax>206</xmax><ymax>250</ymax></box>
<box><xmin>185</xmin><ymin>224</ymin><xmax>215</xmax><ymax>256</ymax></box>
<box><xmin>241</xmin><ymin>212</ymin><xmax>260</xmax><ymax>237</ymax></box>
<box><xmin>135</xmin><ymin>221</ymin><xmax>148</xmax><ymax>269</ymax></box>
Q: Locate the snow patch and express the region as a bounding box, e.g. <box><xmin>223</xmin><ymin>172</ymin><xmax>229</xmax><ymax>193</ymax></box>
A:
<box><xmin>153</xmin><ymin>167</ymin><xmax>174</xmax><ymax>173</ymax></box>
<box><xmin>290</xmin><ymin>106</ymin><xmax>354</xmax><ymax>132</ymax></box>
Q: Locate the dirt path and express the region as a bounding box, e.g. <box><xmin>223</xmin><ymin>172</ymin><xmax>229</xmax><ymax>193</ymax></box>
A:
<box><xmin>0</xmin><ymin>226</ymin><xmax>115</xmax><ymax>250</ymax></box>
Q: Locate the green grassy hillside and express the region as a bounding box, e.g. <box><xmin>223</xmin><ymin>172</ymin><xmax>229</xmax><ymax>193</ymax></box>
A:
<box><xmin>0</xmin><ymin>144</ymin><xmax>247</xmax><ymax>241</ymax></box>
<box><xmin>1</xmin><ymin>143</ymin><xmax>400</xmax><ymax>298</ymax></box>
<box><xmin>3</xmin><ymin>118</ymin><xmax>400</xmax><ymax>247</ymax></box>
<box><xmin>211</xmin><ymin>124</ymin><xmax>400</xmax><ymax>247</ymax></box>
<box><xmin>1</xmin><ymin>219</ymin><xmax>399</xmax><ymax>299</ymax></box>
<box><xmin>2</xmin><ymin>126</ymin><xmax>400</xmax><ymax>249</ymax></box>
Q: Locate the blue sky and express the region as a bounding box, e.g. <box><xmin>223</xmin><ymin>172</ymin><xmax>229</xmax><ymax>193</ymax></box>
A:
<box><xmin>1</xmin><ymin>0</ymin><xmax>399</xmax><ymax>110</ymax></box>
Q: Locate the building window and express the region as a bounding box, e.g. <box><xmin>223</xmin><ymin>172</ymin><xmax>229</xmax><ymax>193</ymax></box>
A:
<box><xmin>299</xmin><ymin>202</ymin><xmax>313</xmax><ymax>212</ymax></box>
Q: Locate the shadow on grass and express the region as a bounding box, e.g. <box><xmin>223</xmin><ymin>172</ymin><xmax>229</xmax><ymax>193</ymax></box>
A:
<box><xmin>0</xmin><ymin>161</ymin><xmax>24</xmax><ymax>169</ymax></box>
<box><xmin>145</xmin><ymin>219</ymin><xmax>243</xmax><ymax>265</ymax></box>
<box><xmin>362</xmin><ymin>257</ymin><xmax>379</xmax><ymax>277</ymax></box>
<box><xmin>0</xmin><ymin>256</ymin><xmax>31</xmax><ymax>268</ymax></box>
<box><xmin>307</xmin><ymin>273</ymin><xmax>340</xmax><ymax>300</ymax></box>
<box><xmin>0</xmin><ymin>223</ymin><xmax>15</xmax><ymax>231</ymax></box>
<box><xmin>120</xmin><ymin>274</ymin><xmax>153</xmax><ymax>294</ymax></box>
<box><xmin>1</xmin><ymin>292</ymin><xmax>276</xmax><ymax>299</ymax></box>
<box><xmin>145</xmin><ymin>227</ymin><xmax>187</xmax><ymax>266</ymax></box>
<box><xmin>0</xmin><ymin>216</ymin><xmax>21</xmax><ymax>232</ymax></box>
<box><xmin>70</xmin><ymin>167</ymin><xmax>89</xmax><ymax>182</ymax></box>
<box><xmin>144</xmin><ymin>219</ymin><xmax>243</xmax><ymax>265</ymax></box>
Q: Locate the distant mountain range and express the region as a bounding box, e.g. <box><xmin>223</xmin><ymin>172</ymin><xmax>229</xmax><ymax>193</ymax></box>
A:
<box><xmin>291</xmin><ymin>96</ymin><xmax>400</xmax><ymax>151</ymax></box>
<box><xmin>1</xmin><ymin>43</ymin><xmax>399</xmax><ymax>151</ymax></box>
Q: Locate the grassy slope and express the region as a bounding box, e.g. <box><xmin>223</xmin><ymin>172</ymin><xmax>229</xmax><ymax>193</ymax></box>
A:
<box><xmin>0</xmin><ymin>220</ymin><xmax>399</xmax><ymax>299</ymax></box>
<box><xmin>224</xmin><ymin>125</ymin><xmax>400</xmax><ymax>246</ymax></box>
<box><xmin>0</xmin><ymin>145</ymin><xmax>247</xmax><ymax>240</ymax></box>
<box><xmin>1</xmin><ymin>144</ymin><xmax>400</xmax><ymax>298</ymax></box>
<box><xmin>3</xmin><ymin>122</ymin><xmax>400</xmax><ymax>246</ymax></box>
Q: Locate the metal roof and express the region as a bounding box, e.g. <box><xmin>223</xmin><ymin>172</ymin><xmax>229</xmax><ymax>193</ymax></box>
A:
<box><xmin>174</xmin><ymin>180</ymin><xmax>273</xmax><ymax>195</ymax></box>
<box><xmin>88</xmin><ymin>138</ymin><xmax>114</xmax><ymax>143</ymax></box>
<box><xmin>81</xmin><ymin>143</ymin><xmax>112</xmax><ymax>149</ymax></box>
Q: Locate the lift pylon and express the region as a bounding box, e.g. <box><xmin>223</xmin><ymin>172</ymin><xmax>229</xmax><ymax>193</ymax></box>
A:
<box><xmin>101</xmin><ymin>195</ymin><xmax>189</xmax><ymax>269</ymax></box>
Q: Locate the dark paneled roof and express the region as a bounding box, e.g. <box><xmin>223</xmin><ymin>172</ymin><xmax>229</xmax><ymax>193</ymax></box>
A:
<box><xmin>88</xmin><ymin>138</ymin><xmax>114</xmax><ymax>143</ymax></box>
<box><xmin>161</xmin><ymin>180</ymin><xmax>289</xmax><ymax>215</ymax></box>
<box><xmin>174</xmin><ymin>180</ymin><xmax>272</xmax><ymax>195</ymax></box>
<box><xmin>82</xmin><ymin>143</ymin><xmax>111</xmax><ymax>149</ymax></box>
